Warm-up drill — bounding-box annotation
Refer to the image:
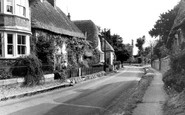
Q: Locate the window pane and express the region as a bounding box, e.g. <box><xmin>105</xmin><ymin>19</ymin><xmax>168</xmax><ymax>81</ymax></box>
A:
<box><xmin>8</xmin><ymin>45</ymin><xmax>13</xmax><ymax>54</ymax></box>
<box><xmin>18</xmin><ymin>46</ymin><xmax>26</xmax><ymax>54</ymax></box>
<box><xmin>23</xmin><ymin>7</ymin><xmax>26</xmax><ymax>16</ymax></box>
<box><xmin>8</xmin><ymin>34</ymin><xmax>13</xmax><ymax>44</ymax></box>
<box><xmin>0</xmin><ymin>33</ymin><xmax>2</xmax><ymax>56</ymax></box>
<box><xmin>0</xmin><ymin>33</ymin><xmax>1</xmax><ymax>43</ymax></box>
<box><xmin>21</xmin><ymin>46</ymin><xmax>26</xmax><ymax>54</ymax></box>
<box><xmin>22</xmin><ymin>36</ymin><xmax>26</xmax><ymax>44</ymax></box>
<box><xmin>7</xmin><ymin>5</ymin><xmax>13</xmax><ymax>13</ymax></box>
<box><xmin>18</xmin><ymin>35</ymin><xmax>21</xmax><ymax>44</ymax></box>
<box><xmin>18</xmin><ymin>46</ymin><xmax>21</xmax><ymax>54</ymax></box>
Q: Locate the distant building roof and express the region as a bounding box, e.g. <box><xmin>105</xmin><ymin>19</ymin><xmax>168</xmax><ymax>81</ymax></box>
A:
<box><xmin>73</xmin><ymin>20</ymin><xmax>99</xmax><ymax>48</ymax></box>
<box><xmin>30</xmin><ymin>0</ymin><xmax>85</xmax><ymax>38</ymax></box>
<box><xmin>101</xmin><ymin>38</ymin><xmax>114</xmax><ymax>52</ymax></box>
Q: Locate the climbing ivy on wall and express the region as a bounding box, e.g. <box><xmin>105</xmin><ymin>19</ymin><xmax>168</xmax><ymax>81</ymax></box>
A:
<box><xmin>66</xmin><ymin>37</ymin><xmax>91</xmax><ymax>69</ymax></box>
<box><xmin>31</xmin><ymin>30</ymin><xmax>91</xmax><ymax>71</ymax></box>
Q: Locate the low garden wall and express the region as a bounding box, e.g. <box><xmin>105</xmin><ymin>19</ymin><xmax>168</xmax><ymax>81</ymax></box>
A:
<box><xmin>152</xmin><ymin>56</ymin><xmax>170</xmax><ymax>72</ymax></box>
<box><xmin>68</xmin><ymin>71</ymin><xmax>105</xmax><ymax>84</ymax></box>
<box><xmin>0</xmin><ymin>74</ymin><xmax>54</xmax><ymax>86</ymax></box>
<box><xmin>0</xmin><ymin>71</ymin><xmax>106</xmax><ymax>86</ymax></box>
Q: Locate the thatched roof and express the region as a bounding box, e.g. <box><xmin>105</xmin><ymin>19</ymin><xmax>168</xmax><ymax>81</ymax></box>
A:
<box><xmin>30</xmin><ymin>0</ymin><xmax>85</xmax><ymax>38</ymax></box>
<box><xmin>73</xmin><ymin>20</ymin><xmax>99</xmax><ymax>48</ymax></box>
<box><xmin>101</xmin><ymin>38</ymin><xmax>114</xmax><ymax>52</ymax></box>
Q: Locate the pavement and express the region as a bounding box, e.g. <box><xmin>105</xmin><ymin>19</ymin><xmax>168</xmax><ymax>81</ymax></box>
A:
<box><xmin>133</xmin><ymin>68</ymin><xmax>167</xmax><ymax>115</ymax></box>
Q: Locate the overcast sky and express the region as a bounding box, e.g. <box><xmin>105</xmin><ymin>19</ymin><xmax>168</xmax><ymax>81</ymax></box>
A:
<box><xmin>56</xmin><ymin>0</ymin><xmax>180</xmax><ymax>54</ymax></box>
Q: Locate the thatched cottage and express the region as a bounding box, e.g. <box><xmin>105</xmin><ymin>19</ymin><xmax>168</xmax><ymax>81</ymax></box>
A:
<box><xmin>73</xmin><ymin>20</ymin><xmax>104</xmax><ymax>65</ymax></box>
<box><xmin>101</xmin><ymin>38</ymin><xmax>115</xmax><ymax>66</ymax></box>
<box><xmin>29</xmin><ymin>0</ymin><xmax>85</xmax><ymax>71</ymax></box>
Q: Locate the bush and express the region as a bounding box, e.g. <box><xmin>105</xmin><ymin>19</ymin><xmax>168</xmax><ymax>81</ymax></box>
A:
<box><xmin>11</xmin><ymin>55</ymin><xmax>44</xmax><ymax>86</ymax></box>
<box><xmin>163</xmin><ymin>70</ymin><xmax>185</xmax><ymax>93</ymax></box>
<box><xmin>35</xmin><ymin>35</ymin><xmax>55</xmax><ymax>73</ymax></box>
<box><xmin>54</xmin><ymin>70</ymin><xmax>66</xmax><ymax>81</ymax></box>
<box><xmin>113</xmin><ymin>61</ymin><xmax>121</xmax><ymax>65</ymax></box>
<box><xmin>163</xmin><ymin>51</ymin><xmax>185</xmax><ymax>92</ymax></box>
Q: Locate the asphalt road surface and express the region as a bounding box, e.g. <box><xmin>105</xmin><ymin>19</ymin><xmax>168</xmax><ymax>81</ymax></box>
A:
<box><xmin>0</xmin><ymin>66</ymin><xmax>144</xmax><ymax>115</ymax></box>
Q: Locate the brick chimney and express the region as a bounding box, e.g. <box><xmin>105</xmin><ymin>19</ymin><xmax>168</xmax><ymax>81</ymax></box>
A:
<box><xmin>46</xmin><ymin>0</ymin><xmax>56</xmax><ymax>8</ymax></box>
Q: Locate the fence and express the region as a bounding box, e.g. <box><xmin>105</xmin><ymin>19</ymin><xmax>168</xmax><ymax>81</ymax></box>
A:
<box><xmin>65</xmin><ymin>66</ymin><xmax>104</xmax><ymax>78</ymax></box>
<box><xmin>0</xmin><ymin>65</ymin><xmax>105</xmax><ymax>80</ymax></box>
<box><xmin>81</xmin><ymin>66</ymin><xmax>104</xmax><ymax>76</ymax></box>
<box><xmin>152</xmin><ymin>56</ymin><xmax>170</xmax><ymax>72</ymax></box>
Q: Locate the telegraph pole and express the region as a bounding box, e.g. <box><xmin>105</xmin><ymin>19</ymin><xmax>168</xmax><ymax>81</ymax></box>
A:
<box><xmin>104</xmin><ymin>38</ymin><xmax>106</xmax><ymax>71</ymax></box>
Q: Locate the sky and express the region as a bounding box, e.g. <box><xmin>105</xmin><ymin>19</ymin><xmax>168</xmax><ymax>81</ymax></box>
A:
<box><xmin>56</xmin><ymin>0</ymin><xmax>181</xmax><ymax>55</ymax></box>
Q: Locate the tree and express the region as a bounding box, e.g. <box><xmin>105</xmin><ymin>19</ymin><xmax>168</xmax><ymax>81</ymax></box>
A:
<box><xmin>100</xmin><ymin>28</ymin><xmax>131</xmax><ymax>63</ymax></box>
<box><xmin>143</xmin><ymin>46</ymin><xmax>151</xmax><ymax>57</ymax></box>
<box><xmin>149</xmin><ymin>5</ymin><xmax>179</xmax><ymax>48</ymax></box>
<box><xmin>135</xmin><ymin>36</ymin><xmax>145</xmax><ymax>56</ymax></box>
<box><xmin>152</xmin><ymin>39</ymin><xmax>169</xmax><ymax>70</ymax></box>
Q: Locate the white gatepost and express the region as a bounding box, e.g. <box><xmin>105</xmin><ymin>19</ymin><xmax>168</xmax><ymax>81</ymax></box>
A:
<box><xmin>79</xmin><ymin>68</ymin><xmax>82</xmax><ymax>78</ymax></box>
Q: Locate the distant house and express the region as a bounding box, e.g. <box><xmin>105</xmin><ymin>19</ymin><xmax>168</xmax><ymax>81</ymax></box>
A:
<box><xmin>0</xmin><ymin>0</ymin><xmax>31</xmax><ymax>61</ymax></box>
<box><xmin>29</xmin><ymin>0</ymin><xmax>85</xmax><ymax>70</ymax></box>
<box><xmin>101</xmin><ymin>38</ymin><xmax>114</xmax><ymax>66</ymax></box>
<box><xmin>73</xmin><ymin>20</ymin><xmax>104</xmax><ymax>65</ymax></box>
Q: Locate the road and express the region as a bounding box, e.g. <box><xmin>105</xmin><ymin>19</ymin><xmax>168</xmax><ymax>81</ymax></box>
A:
<box><xmin>0</xmin><ymin>66</ymin><xmax>144</xmax><ymax>115</ymax></box>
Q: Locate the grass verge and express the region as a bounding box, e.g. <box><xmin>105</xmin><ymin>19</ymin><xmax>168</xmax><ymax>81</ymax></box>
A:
<box><xmin>163</xmin><ymin>87</ymin><xmax>185</xmax><ymax>115</ymax></box>
<box><xmin>104</xmin><ymin>69</ymin><xmax>154</xmax><ymax>115</ymax></box>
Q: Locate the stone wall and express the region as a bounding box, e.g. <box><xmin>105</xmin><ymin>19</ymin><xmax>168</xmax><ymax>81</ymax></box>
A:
<box><xmin>152</xmin><ymin>56</ymin><xmax>170</xmax><ymax>73</ymax></box>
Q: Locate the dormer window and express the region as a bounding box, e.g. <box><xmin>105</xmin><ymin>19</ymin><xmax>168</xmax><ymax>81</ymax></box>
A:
<box><xmin>7</xmin><ymin>0</ymin><xmax>13</xmax><ymax>13</ymax></box>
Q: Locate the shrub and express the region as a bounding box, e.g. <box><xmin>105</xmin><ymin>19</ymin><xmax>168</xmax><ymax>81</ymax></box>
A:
<box><xmin>113</xmin><ymin>61</ymin><xmax>121</xmax><ymax>65</ymax></box>
<box><xmin>163</xmin><ymin>70</ymin><xmax>185</xmax><ymax>93</ymax></box>
<box><xmin>170</xmin><ymin>51</ymin><xmax>185</xmax><ymax>73</ymax></box>
<box><xmin>35</xmin><ymin>36</ymin><xmax>55</xmax><ymax>73</ymax></box>
<box><xmin>163</xmin><ymin>51</ymin><xmax>185</xmax><ymax>92</ymax></box>
<box><xmin>54</xmin><ymin>70</ymin><xmax>66</xmax><ymax>81</ymax></box>
<box><xmin>11</xmin><ymin>55</ymin><xmax>44</xmax><ymax>86</ymax></box>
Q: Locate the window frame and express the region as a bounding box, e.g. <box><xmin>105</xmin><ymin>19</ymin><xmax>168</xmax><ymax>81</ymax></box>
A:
<box><xmin>7</xmin><ymin>33</ymin><xmax>14</xmax><ymax>56</ymax></box>
<box><xmin>17</xmin><ymin>34</ymin><xmax>26</xmax><ymax>55</ymax></box>
<box><xmin>0</xmin><ymin>33</ymin><xmax>2</xmax><ymax>57</ymax></box>
<box><xmin>6</xmin><ymin>0</ymin><xmax>14</xmax><ymax>14</ymax></box>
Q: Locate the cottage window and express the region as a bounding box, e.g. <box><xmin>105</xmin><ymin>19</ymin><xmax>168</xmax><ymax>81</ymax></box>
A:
<box><xmin>17</xmin><ymin>0</ymin><xmax>26</xmax><ymax>17</ymax></box>
<box><xmin>17</xmin><ymin>35</ymin><xmax>26</xmax><ymax>55</ymax></box>
<box><xmin>7</xmin><ymin>34</ymin><xmax>13</xmax><ymax>55</ymax></box>
<box><xmin>7</xmin><ymin>0</ymin><xmax>13</xmax><ymax>13</ymax></box>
